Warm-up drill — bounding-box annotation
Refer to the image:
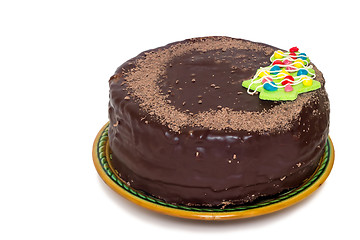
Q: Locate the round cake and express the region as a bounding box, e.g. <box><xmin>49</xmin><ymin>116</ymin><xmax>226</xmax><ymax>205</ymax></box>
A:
<box><xmin>108</xmin><ymin>36</ymin><xmax>330</xmax><ymax>207</ymax></box>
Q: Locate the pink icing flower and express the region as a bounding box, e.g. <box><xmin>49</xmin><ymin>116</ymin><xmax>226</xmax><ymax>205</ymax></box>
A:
<box><xmin>284</xmin><ymin>84</ymin><xmax>294</xmax><ymax>92</ymax></box>
<box><xmin>283</xmin><ymin>59</ymin><xmax>292</xmax><ymax>65</ymax></box>
<box><xmin>286</xmin><ymin>66</ymin><xmax>297</xmax><ymax>71</ymax></box>
<box><xmin>262</xmin><ymin>76</ymin><xmax>272</xmax><ymax>83</ymax></box>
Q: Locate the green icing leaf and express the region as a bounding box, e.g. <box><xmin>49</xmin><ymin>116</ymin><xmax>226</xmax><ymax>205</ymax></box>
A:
<box><xmin>242</xmin><ymin>79</ymin><xmax>321</xmax><ymax>101</ymax></box>
<box><xmin>242</xmin><ymin>50</ymin><xmax>320</xmax><ymax>101</ymax></box>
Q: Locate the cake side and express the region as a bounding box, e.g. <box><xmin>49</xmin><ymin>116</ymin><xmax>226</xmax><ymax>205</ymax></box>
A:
<box><xmin>108</xmin><ymin>36</ymin><xmax>330</xmax><ymax>206</ymax></box>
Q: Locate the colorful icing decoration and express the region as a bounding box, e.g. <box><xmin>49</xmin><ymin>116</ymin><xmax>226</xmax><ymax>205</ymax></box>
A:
<box><xmin>272</xmin><ymin>60</ymin><xmax>283</xmax><ymax>65</ymax></box>
<box><xmin>283</xmin><ymin>59</ymin><xmax>292</xmax><ymax>65</ymax></box>
<box><xmin>284</xmin><ymin>84</ymin><xmax>294</xmax><ymax>92</ymax></box>
<box><xmin>258</xmin><ymin>69</ymin><xmax>270</xmax><ymax>77</ymax></box>
<box><xmin>263</xmin><ymin>82</ymin><xmax>278</xmax><ymax>91</ymax></box>
<box><xmin>289</xmin><ymin>52</ymin><xmax>297</xmax><ymax>59</ymax></box>
<box><xmin>297</xmin><ymin>69</ymin><xmax>308</xmax><ymax>76</ymax></box>
<box><xmin>286</xmin><ymin>65</ymin><xmax>297</xmax><ymax>71</ymax></box>
<box><xmin>293</xmin><ymin>59</ymin><xmax>304</xmax><ymax>68</ymax></box>
<box><xmin>298</xmin><ymin>53</ymin><xmax>307</xmax><ymax>60</ymax></box>
<box><xmin>289</xmin><ymin>46</ymin><xmax>299</xmax><ymax>52</ymax></box>
<box><xmin>274</xmin><ymin>50</ymin><xmax>284</xmax><ymax>59</ymax></box>
<box><xmin>242</xmin><ymin>47</ymin><xmax>321</xmax><ymax>101</ymax></box>
<box><xmin>270</xmin><ymin>65</ymin><xmax>281</xmax><ymax>75</ymax></box>
<box><xmin>278</xmin><ymin>69</ymin><xmax>290</xmax><ymax>78</ymax></box>
<box><xmin>302</xmin><ymin>76</ymin><xmax>313</xmax><ymax>86</ymax></box>
<box><xmin>282</xmin><ymin>75</ymin><xmax>294</xmax><ymax>85</ymax></box>
<box><xmin>262</xmin><ymin>76</ymin><xmax>272</xmax><ymax>83</ymax></box>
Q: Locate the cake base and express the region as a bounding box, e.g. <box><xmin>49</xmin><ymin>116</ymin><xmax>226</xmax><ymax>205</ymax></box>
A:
<box><xmin>93</xmin><ymin>122</ymin><xmax>334</xmax><ymax>220</ymax></box>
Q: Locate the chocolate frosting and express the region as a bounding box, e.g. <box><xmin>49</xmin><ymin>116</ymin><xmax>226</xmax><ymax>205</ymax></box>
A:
<box><xmin>108</xmin><ymin>37</ymin><xmax>330</xmax><ymax>206</ymax></box>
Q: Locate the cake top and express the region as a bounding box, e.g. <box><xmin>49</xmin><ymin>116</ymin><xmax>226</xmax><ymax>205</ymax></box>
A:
<box><xmin>109</xmin><ymin>36</ymin><xmax>325</xmax><ymax>133</ymax></box>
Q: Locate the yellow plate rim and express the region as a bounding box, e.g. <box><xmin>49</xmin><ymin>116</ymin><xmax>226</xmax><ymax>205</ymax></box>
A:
<box><xmin>93</xmin><ymin>122</ymin><xmax>334</xmax><ymax>220</ymax></box>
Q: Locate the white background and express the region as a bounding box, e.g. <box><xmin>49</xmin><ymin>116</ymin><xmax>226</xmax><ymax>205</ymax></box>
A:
<box><xmin>1</xmin><ymin>0</ymin><xmax>359</xmax><ymax>239</ymax></box>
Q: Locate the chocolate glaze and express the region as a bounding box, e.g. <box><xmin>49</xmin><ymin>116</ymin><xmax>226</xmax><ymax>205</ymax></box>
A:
<box><xmin>108</xmin><ymin>37</ymin><xmax>330</xmax><ymax>206</ymax></box>
<box><xmin>160</xmin><ymin>48</ymin><xmax>278</xmax><ymax>112</ymax></box>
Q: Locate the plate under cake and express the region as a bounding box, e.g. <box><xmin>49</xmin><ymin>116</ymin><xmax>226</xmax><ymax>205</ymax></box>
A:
<box><xmin>107</xmin><ymin>36</ymin><xmax>330</xmax><ymax>207</ymax></box>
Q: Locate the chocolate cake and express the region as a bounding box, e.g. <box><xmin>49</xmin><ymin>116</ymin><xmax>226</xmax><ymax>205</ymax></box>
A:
<box><xmin>108</xmin><ymin>36</ymin><xmax>330</xmax><ymax>207</ymax></box>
